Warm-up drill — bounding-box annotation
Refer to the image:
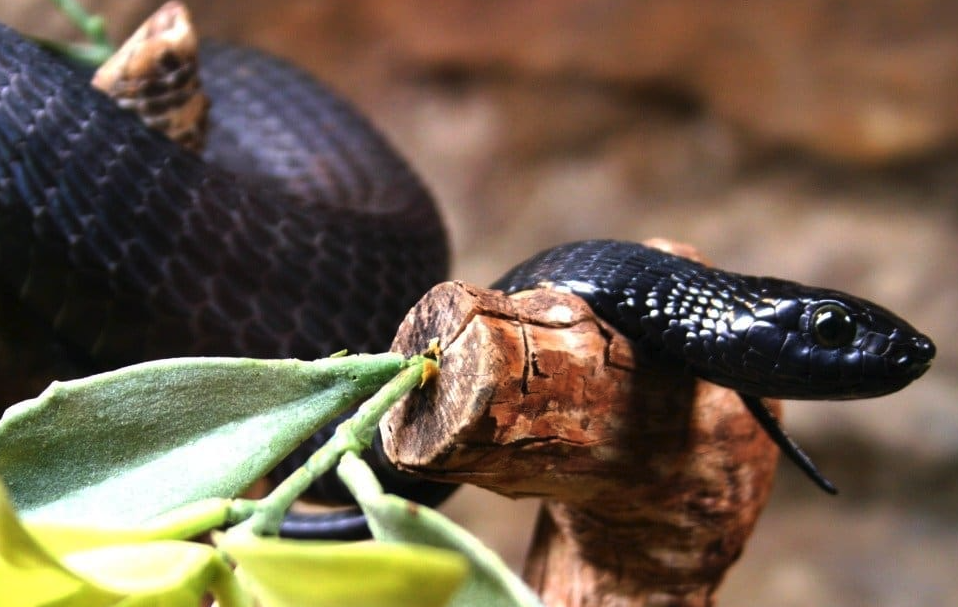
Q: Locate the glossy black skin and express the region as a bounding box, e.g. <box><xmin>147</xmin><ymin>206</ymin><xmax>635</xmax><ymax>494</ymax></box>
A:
<box><xmin>0</xmin><ymin>25</ymin><xmax>450</xmax><ymax>539</ymax></box>
<box><xmin>495</xmin><ymin>240</ymin><xmax>935</xmax><ymax>493</ymax></box>
<box><xmin>494</xmin><ymin>240</ymin><xmax>934</xmax><ymax>400</ymax></box>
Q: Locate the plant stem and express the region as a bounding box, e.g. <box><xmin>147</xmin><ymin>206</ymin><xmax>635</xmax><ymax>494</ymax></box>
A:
<box><xmin>36</xmin><ymin>0</ymin><xmax>115</xmax><ymax>66</ymax></box>
<box><xmin>208</xmin><ymin>553</ymin><xmax>254</xmax><ymax>607</ymax></box>
<box><xmin>242</xmin><ymin>356</ymin><xmax>438</xmax><ymax>536</ymax></box>
<box><xmin>48</xmin><ymin>0</ymin><xmax>110</xmax><ymax>46</ymax></box>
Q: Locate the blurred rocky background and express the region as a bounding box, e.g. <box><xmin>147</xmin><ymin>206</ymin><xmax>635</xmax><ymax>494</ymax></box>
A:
<box><xmin>3</xmin><ymin>1</ymin><xmax>956</xmax><ymax>605</ymax></box>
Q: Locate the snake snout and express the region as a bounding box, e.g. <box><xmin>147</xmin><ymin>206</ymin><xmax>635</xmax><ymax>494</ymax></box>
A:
<box><xmin>889</xmin><ymin>334</ymin><xmax>935</xmax><ymax>379</ymax></box>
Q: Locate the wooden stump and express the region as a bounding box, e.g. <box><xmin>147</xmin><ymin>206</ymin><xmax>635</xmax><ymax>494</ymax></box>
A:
<box><xmin>385</xmin><ymin>244</ymin><xmax>780</xmax><ymax>607</ymax></box>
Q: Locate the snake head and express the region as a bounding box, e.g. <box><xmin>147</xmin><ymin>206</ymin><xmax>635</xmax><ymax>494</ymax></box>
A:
<box><xmin>492</xmin><ymin>239</ymin><xmax>935</xmax><ymax>402</ymax></box>
<box><xmin>714</xmin><ymin>278</ymin><xmax>936</xmax><ymax>400</ymax></box>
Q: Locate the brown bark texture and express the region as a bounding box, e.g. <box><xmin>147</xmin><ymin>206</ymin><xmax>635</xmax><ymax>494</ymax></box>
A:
<box><xmin>385</xmin><ymin>244</ymin><xmax>781</xmax><ymax>606</ymax></box>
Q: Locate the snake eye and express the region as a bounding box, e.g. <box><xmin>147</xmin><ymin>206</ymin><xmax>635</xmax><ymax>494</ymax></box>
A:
<box><xmin>811</xmin><ymin>303</ymin><xmax>857</xmax><ymax>348</ymax></box>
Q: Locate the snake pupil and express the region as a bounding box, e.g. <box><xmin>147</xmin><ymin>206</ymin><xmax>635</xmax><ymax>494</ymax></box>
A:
<box><xmin>811</xmin><ymin>303</ymin><xmax>857</xmax><ymax>348</ymax></box>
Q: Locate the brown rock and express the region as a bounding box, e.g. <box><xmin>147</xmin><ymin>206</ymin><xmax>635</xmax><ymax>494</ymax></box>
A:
<box><xmin>368</xmin><ymin>0</ymin><xmax>958</xmax><ymax>162</ymax></box>
<box><xmin>6</xmin><ymin>0</ymin><xmax>957</xmax><ymax>161</ymax></box>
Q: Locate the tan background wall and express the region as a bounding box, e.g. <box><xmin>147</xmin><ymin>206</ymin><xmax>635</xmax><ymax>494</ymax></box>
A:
<box><xmin>3</xmin><ymin>2</ymin><xmax>956</xmax><ymax>604</ymax></box>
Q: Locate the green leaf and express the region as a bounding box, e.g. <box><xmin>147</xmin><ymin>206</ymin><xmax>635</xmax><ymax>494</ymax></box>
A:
<box><xmin>215</xmin><ymin>530</ymin><xmax>467</xmax><ymax>607</ymax></box>
<box><xmin>338</xmin><ymin>454</ymin><xmax>543</xmax><ymax>607</ymax></box>
<box><xmin>0</xmin><ymin>354</ymin><xmax>406</xmax><ymax>527</ymax></box>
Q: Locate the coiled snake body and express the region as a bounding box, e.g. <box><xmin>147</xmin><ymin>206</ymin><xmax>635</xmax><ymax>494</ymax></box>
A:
<box><xmin>0</xmin><ymin>24</ymin><xmax>935</xmax><ymax>535</ymax></box>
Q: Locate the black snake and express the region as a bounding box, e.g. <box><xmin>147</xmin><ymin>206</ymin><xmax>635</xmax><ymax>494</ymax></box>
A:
<box><xmin>0</xmin><ymin>24</ymin><xmax>935</xmax><ymax>537</ymax></box>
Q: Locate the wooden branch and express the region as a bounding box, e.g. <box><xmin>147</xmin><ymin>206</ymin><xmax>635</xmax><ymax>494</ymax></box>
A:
<box><xmin>385</xmin><ymin>244</ymin><xmax>780</xmax><ymax>607</ymax></box>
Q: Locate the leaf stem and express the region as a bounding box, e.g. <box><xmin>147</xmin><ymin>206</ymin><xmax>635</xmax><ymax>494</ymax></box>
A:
<box><xmin>337</xmin><ymin>451</ymin><xmax>384</xmax><ymax>505</ymax></box>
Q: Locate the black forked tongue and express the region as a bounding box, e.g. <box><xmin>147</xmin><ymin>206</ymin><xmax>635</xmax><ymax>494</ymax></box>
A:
<box><xmin>739</xmin><ymin>394</ymin><xmax>838</xmax><ymax>495</ymax></box>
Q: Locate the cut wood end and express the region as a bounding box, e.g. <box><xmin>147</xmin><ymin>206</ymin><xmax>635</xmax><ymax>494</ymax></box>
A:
<box><xmin>385</xmin><ymin>238</ymin><xmax>781</xmax><ymax>606</ymax></box>
<box><xmin>385</xmin><ymin>279</ymin><xmax>779</xmax><ymax>501</ymax></box>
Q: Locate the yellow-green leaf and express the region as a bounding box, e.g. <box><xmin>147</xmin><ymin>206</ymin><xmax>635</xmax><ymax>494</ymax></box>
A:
<box><xmin>216</xmin><ymin>531</ymin><xmax>467</xmax><ymax>607</ymax></box>
<box><xmin>27</xmin><ymin>498</ymin><xmax>233</xmax><ymax>555</ymax></box>
<box><xmin>1</xmin><ymin>480</ymin><xmax>248</xmax><ymax>607</ymax></box>
<box><xmin>64</xmin><ymin>541</ymin><xmax>242</xmax><ymax>607</ymax></box>
<box><xmin>338</xmin><ymin>453</ymin><xmax>543</xmax><ymax>607</ymax></box>
<box><xmin>0</xmin><ymin>480</ymin><xmax>120</xmax><ymax>607</ymax></box>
